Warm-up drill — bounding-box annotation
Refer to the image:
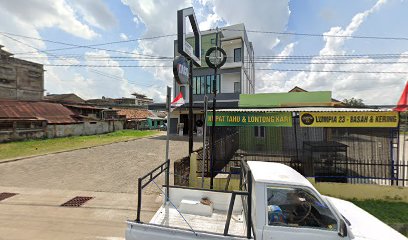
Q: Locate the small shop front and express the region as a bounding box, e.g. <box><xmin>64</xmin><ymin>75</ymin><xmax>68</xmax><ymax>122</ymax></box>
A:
<box><xmin>205</xmin><ymin>107</ymin><xmax>400</xmax><ymax>184</ymax></box>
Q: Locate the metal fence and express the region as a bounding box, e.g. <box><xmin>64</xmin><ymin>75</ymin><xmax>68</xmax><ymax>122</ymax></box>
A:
<box><xmin>192</xmin><ymin>117</ymin><xmax>408</xmax><ymax>187</ymax></box>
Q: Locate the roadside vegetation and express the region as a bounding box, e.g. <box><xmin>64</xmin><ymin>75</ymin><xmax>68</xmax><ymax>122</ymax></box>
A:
<box><xmin>350</xmin><ymin>199</ymin><xmax>408</xmax><ymax>236</ymax></box>
<box><xmin>0</xmin><ymin>130</ymin><xmax>160</xmax><ymax>161</ymax></box>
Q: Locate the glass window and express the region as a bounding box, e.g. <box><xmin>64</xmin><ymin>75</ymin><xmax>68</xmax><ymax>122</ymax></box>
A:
<box><xmin>234</xmin><ymin>82</ymin><xmax>241</xmax><ymax>93</ymax></box>
<box><xmin>195</xmin><ymin>77</ymin><xmax>201</xmax><ymax>95</ymax></box>
<box><xmin>216</xmin><ymin>74</ymin><xmax>221</xmax><ymax>93</ymax></box>
<box><xmin>266</xmin><ymin>186</ymin><xmax>337</xmax><ymax>231</ymax></box>
<box><xmin>211</xmin><ymin>38</ymin><xmax>216</xmax><ymax>44</ymax></box>
<box><xmin>0</xmin><ymin>121</ymin><xmax>13</xmax><ymax>130</ymax></box>
<box><xmin>234</xmin><ymin>48</ymin><xmax>242</xmax><ymax>62</ymax></box>
<box><xmin>193</xmin><ymin>77</ymin><xmax>197</xmax><ymax>94</ymax></box>
<box><xmin>16</xmin><ymin>122</ymin><xmax>31</xmax><ymax>129</ymax></box>
<box><xmin>260</xmin><ymin>126</ymin><xmax>265</xmax><ymax>137</ymax></box>
<box><xmin>201</xmin><ymin>76</ymin><xmax>206</xmax><ymax>94</ymax></box>
<box><xmin>206</xmin><ymin>76</ymin><xmax>211</xmax><ymax>94</ymax></box>
<box><xmin>198</xmin><ymin>76</ymin><xmax>203</xmax><ymax>94</ymax></box>
<box><xmin>180</xmin><ymin>86</ymin><xmax>186</xmax><ymax>98</ymax></box>
<box><xmin>254</xmin><ymin>126</ymin><xmax>265</xmax><ymax>138</ymax></box>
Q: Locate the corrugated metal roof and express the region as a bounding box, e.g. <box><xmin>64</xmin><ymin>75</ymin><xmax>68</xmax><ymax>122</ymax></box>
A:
<box><xmin>216</xmin><ymin>107</ymin><xmax>394</xmax><ymax>112</ymax></box>
<box><xmin>148</xmin><ymin>116</ymin><xmax>165</xmax><ymax>120</ymax></box>
<box><xmin>64</xmin><ymin>104</ymin><xmax>107</xmax><ymax>110</ymax></box>
<box><xmin>114</xmin><ymin>108</ymin><xmax>154</xmax><ymax>120</ymax></box>
<box><xmin>0</xmin><ymin>100</ymin><xmax>80</xmax><ymax>124</ymax></box>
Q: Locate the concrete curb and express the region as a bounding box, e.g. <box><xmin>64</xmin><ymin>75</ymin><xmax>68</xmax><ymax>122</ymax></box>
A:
<box><xmin>0</xmin><ymin>133</ymin><xmax>163</xmax><ymax>165</ymax></box>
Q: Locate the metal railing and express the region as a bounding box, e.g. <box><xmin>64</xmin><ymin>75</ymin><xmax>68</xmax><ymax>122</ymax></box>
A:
<box><xmin>136</xmin><ymin>159</ymin><xmax>170</xmax><ymax>223</ymax></box>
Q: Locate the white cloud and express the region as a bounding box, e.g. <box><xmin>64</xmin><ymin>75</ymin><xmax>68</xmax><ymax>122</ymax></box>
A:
<box><xmin>257</xmin><ymin>71</ymin><xmax>288</xmax><ymax>93</ymax></box>
<box><xmin>0</xmin><ymin>0</ymin><xmax>128</xmax><ymax>101</ymax></box>
<box><xmin>319</xmin><ymin>0</ymin><xmax>387</xmax><ymax>56</ymax></box>
<box><xmin>120</xmin><ymin>33</ymin><xmax>129</xmax><ymax>41</ymax></box>
<box><xmin>209</xmin><ymin>0</ymin><xmax>291</xmax><ymax>54</ymax></box>
<box><xmin>0</xmin><ymin>0</ymin><xmax>98</xmax><ymax>40</ymax></box>
<box><xmin>199</xmin><ymin>12</ymin><xmax>222</xmax><ymax>30</ymax></box>
<box><xmin>71</xmin><ymin>0</ymin><xmax>117</xmax><ymax>30</ymax></box>
<box><xmin>45</xmin><ymin>50</ymin><xmax>140</xmax><ymax>99</ymax></box>
<box><xmin>121</xmin><ymin>0</ymin><xmax>291</xmax><ymax>101</ymax></box>
<box><xmin>121</xmin><ymin>0</ymin><xmax>192</xmax><ymax>101</ymax></box>
<box><xmin>279</xmin><ymin>0</ymin><xmax>407</xmax><ymax>105</ymax></box>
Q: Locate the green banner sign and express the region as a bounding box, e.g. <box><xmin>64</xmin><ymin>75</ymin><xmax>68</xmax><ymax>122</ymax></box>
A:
<box><xmin>207</xmin><ymin>112</ymin><xmax>292</xmax><ymax>127</ymax></box>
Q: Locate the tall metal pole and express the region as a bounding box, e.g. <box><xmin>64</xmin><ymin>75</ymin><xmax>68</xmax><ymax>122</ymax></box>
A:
<box><xmin>165</xmin><ymin>86</ymin><xmax>171</xmax><ymax>162</ymax></box>
<box><xmin>189</xmin><ymin>60</ymin><xmax>194</xmax><ymax>156</ymax></box>
<box><xmin>165</xmin><ymin>86</ymin><xmax>171</xmax><ymax>201</ymax></box>
<box><xmin>210</xmin><ymin>27</ymin><xmax>219</xmax><ymax>189</ymax></box>
<box><xmin>202</xmin><ymin>95</ymin><xmax>208</xmax><ymax>188</ymax></box>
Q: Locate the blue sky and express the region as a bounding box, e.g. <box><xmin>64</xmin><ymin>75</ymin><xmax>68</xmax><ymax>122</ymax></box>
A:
<box><xmin>0</xmin><ymin>0</ymin><xmax>407</xmax><ymax>104</ymax></box>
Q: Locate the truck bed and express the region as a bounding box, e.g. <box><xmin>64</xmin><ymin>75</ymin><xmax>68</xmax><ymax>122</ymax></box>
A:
<box><xmin>150</xmin><ymin>204</ymin><xmax>246</xmax><ymax>236</ymax></box>
<box><xmin>126</xmin><ymin>186</ymin><xmax>250</xmax><ymax>240</ymax></box>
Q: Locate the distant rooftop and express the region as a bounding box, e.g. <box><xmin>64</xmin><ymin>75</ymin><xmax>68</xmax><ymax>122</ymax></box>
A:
<box><xmin>0</xmin><ymin>100</ymin><xmax>79</xmax><ymax>124</ymax></box>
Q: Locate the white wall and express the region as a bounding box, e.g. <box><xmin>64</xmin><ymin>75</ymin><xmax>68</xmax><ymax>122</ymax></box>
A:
<box><xmin>221</xmin><ymin>72</ymin><xmax>240</xmax><ymax>93</ymax></box>
<box><xmin>222</xmin><ymin>41</ymin><xmax>242</xmax><ymax>63</ymax></box>
<box><xmin>47</xmin><ymin>120</ymin><xmax>124</xmax><ymax>138</ymax></box>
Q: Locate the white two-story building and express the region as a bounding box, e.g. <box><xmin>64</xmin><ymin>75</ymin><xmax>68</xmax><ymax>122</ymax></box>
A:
<box><xmin>169</xmin><ymin>23</ymin><xmax>255</xmax><ymax>134</ymax></box>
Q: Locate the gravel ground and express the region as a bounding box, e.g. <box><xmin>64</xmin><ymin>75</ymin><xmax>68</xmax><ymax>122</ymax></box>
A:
<box><xmin>0</xmin><ymin>134</ymin><xmax>201</xmax><ymax>194</ymax></box>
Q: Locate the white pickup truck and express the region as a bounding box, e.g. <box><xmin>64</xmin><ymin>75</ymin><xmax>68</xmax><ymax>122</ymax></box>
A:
<box><xmin>126</xmin><ymin>160</ymin><xmax>407</xmax><ymax>240</ymax></box>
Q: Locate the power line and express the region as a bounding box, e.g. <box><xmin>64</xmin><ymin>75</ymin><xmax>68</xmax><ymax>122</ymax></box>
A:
<box><xmin>1</xmin><ymin>31</ymin><xmax>176</xmax><ymax>55</ymax></box>
<box><xmin>0</xmin><ymin>33</ymin><xmax>151</xmax><ymax>87</ymax></box>
<box><xmin>2</xmin><ymin>25</ymin><xmax>408</xmax><ymax>57</ymax></box>
<box><xmin>1</xmin><ymin>32</ymin><xmax>172</xmax><ymax>58</ymax></box>
<box><xmin>252</xmin><ymin>61</ymin><xmax>408</xmax><ymax>65</ymax></box>
<box><xmin>222</xmin><ymin>28</ymin><xmax>408</xmax><ymax>41</ymax></box>
<box><xmin>45</xmin><ymin>64</ymin><xmax>173</xmax><ymax>67</ymax></box>
<box><xmin>43</xmin><ymin>63</ymin><xmax>408</xmax><ymax>74</ymax></box>
<box><xmin>256</xmin><ymin>68</ymin><xmax>408</xmax><ymax>74</ymax></box>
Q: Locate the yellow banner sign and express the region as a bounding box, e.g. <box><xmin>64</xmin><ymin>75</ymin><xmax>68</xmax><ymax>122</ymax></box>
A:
<box><xmin>300</xmin><ymin>112</ymin><xmax>399</xmax><ymax>128</ymax></box>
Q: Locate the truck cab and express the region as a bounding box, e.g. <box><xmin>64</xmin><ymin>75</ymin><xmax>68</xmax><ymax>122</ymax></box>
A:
<box><xmin>249</xmin><ymin>161</ymin><xmax>346</xmax><ymax>240</ymax></box>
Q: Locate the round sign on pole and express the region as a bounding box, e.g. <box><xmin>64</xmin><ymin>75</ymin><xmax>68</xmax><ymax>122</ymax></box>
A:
<box><xmin>205</xmin><ymin>47</ymin><xmax>227</xmax><ymax>69</ymax></box>
<box><xmin>173</xmin><ymin>55</ymin><xmax>190</xmax><ymax>85</ymax></box>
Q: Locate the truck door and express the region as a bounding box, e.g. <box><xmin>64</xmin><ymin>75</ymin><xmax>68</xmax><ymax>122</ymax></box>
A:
<box><xmin>262</xmin><ymin>186</ymin><xmax>346</xmax><ymax>240</ymax></box>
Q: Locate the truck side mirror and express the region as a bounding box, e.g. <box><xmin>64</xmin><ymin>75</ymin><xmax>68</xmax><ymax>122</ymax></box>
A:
<box><xmin>338</xmin><ymin>219</ymin><xmax>348</xmax><ymax>237</ymax></box>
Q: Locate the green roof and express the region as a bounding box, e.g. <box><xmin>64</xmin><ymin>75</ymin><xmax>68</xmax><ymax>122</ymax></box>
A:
<box><xmin>239</xmin><ymin>91</ymin><xmax>332</xmax><ymax>108</ymax></box>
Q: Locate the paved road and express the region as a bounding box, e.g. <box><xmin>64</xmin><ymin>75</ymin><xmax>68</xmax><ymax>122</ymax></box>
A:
<box><xmin>0</xmin><ymin>134</ymin><xmax>198</xmax><ymax>194</ymax></box>
<box><xmin>0</xmin><ymin>134</ymin><xmax>200</xmax><ymax>240</ymax></box>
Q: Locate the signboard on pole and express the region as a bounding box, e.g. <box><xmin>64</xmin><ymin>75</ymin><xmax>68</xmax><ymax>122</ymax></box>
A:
<box><xmin>177</xmin><ymin>7</ymin><xmax>201</xmax><ymax>67</ymax></box>
<box><xmin>173</xmin><ymin>56</ymin><xmax>189</xmax><ymax>85</ymax></box>
<box><xmin>207</xmin><ymin>112</ymin><xmax>293</xmax><ymax>127</ymax></box>
<box><xmin>300</xmin><ymin>111</ymin><xmax>399</xmax><ymax>127</ymax></box>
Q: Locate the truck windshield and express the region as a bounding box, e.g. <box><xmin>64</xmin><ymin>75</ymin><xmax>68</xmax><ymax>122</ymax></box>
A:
<box><xmin>266</xmin><ymin>186</ymin><xmax>337</xmax><ymax>231</ymax></box>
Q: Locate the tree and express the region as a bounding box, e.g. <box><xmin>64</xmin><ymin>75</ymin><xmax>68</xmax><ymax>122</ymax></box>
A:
<box><xmin>342</xmin><ymin>97</ymin><xmax>366</xmax><ymax>107</ymax></box>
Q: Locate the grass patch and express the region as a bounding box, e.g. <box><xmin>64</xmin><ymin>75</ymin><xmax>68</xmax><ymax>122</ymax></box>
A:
<box><xmin>0</xmin><ymin>130</ymin><xmax>159</xmax><ymax>161</ymax></box>
<box><xmin>350</xmin><ymin>199</ymin><xmax>408</xmax><ymax>236</ymax></box>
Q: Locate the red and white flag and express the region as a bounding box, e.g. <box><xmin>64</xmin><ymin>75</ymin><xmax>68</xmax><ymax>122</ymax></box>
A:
<box><xmin>171</xmin><ymin>92</ymin><xmax>185</xmax><ymax>112</ymax></box>
<box><xmin>394</xmin><ymin>81</ymin><xmax>408</xmax><ymax>112</ymax></box>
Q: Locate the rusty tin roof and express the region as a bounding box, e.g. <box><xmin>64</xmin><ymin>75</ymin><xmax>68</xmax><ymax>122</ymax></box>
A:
<box><xmin>0</xmin><ymin>100</ymin><xmax>80</xmax><ymax>124</ymax></box>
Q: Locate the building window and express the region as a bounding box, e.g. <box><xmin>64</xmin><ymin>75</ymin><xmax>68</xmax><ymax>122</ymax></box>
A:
<box><xmin>16</xmin><ymin>122</ymin><xmax>31</xmax><ymax>130</ymax></box>
<box><xmin>193</xmin><ymin>76</ymin><xmax>197</xmax><ymax>94</ymax></box>
<box><xmin>234</xmin><ymin>82</ymin><xmax>241</xmax><ymax>93</ymax></box>
<box><xmin>211</xmin><ymin>38</ymin><xmax>216</xmax><ymax>44</ymax></box>
<box><xmin>180</xmin><ymin>86</ymin><xmax>186</xmax><ymax>98</ymax></box>
<box><xmin>206</xmin><ymin>76</ymin><xmax>211</xmax><ymax>94</ymax></box>
<box><xmin>192</xmin><ymin>74</ymin><xmax>221</xmax><ymax>95</ymax></box>
<box><xmin>266</xmin><ymin>186</ymin><xmax>337</xmax><ymax>230</ymax></box>
<box><xmin>254</xmin><ymin>126</ymin><xmax>265</xmax><ymax>138</ymax></box>
<box><xmin>0</xmin><ymin>121</ymin><xmax>13</xmax><ymax>131</ymax></box>
<box><xmin>234</xmin><ymin>48</ymin><xmax>242</xmax><ymax>62</ymax></box>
